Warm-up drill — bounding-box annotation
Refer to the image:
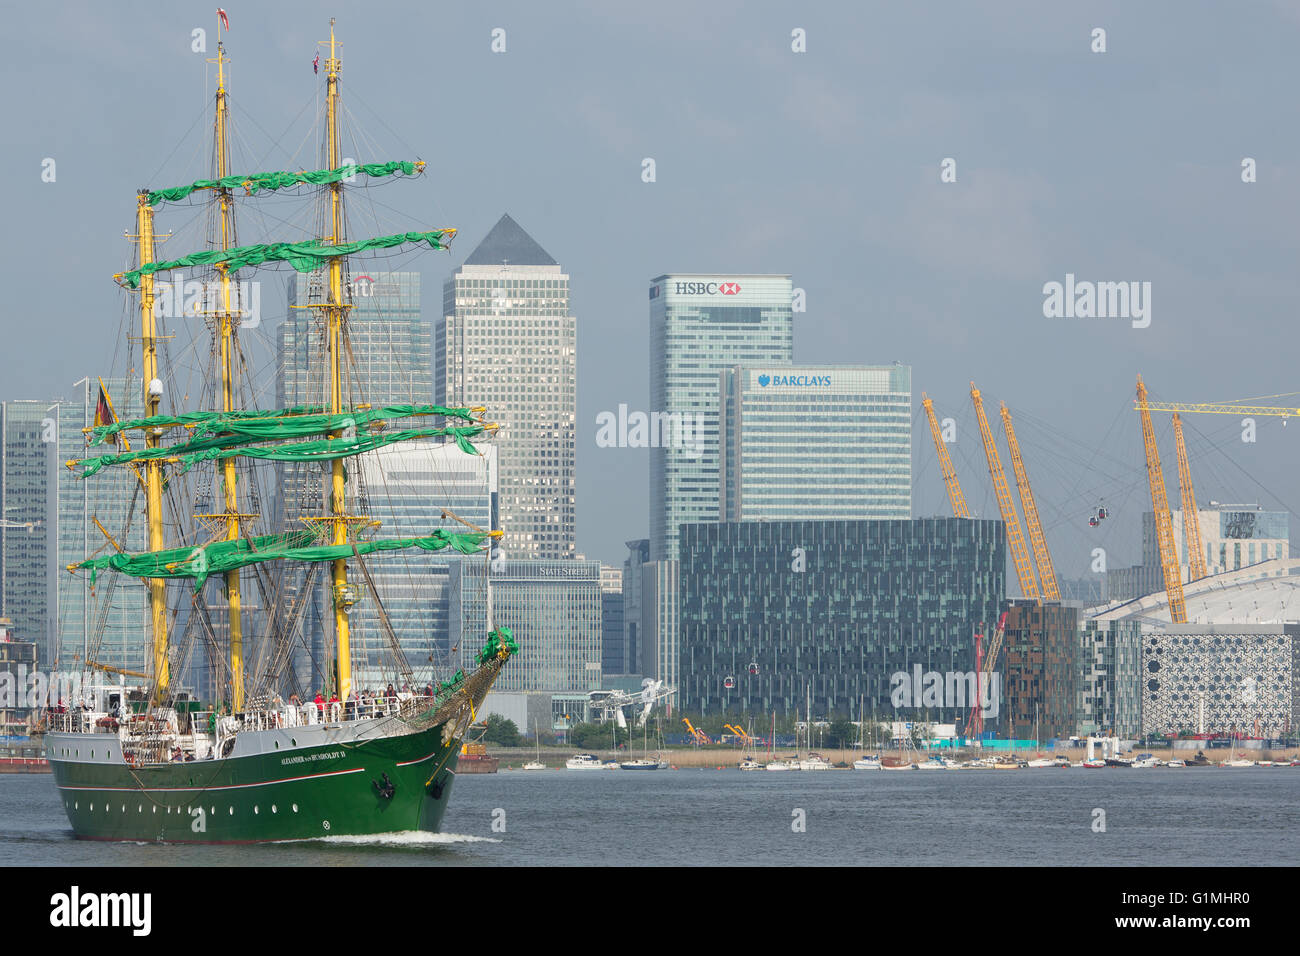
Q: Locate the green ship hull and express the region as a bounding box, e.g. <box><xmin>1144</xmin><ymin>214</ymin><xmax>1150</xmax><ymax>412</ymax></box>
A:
<box><xmin>48</xmin><ymin>720</ymin><xmax>462</xmax><ymax>843</ymax></box>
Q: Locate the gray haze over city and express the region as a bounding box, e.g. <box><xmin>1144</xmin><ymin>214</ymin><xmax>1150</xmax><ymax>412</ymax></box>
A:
<box><xmin>3</xmin><ymin>1</ymin><xmax>1299</xmax><ymax>583</ymax></box>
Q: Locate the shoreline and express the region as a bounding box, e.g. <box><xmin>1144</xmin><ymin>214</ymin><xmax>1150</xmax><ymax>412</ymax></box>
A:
<box><xmin>491</xmin><ymin>745</ymin><xmax>1300</xmax><ymax>770</ymax></box>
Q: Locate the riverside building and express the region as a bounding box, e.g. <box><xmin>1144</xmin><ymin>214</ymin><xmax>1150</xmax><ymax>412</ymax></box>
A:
<box><xmin>677</xmin><ymin>517</ymin><xmax>1005</xmax><ymax>719</ymax></box>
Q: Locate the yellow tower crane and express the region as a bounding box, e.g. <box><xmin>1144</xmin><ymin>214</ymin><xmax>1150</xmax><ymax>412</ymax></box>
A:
<box><xmin>922</xmin><ymin>393</ymin><xmax>970</xmax><ymax>518</ymax></box>
<box><xmin>970</xmin><ymin>383</ymin><xmax>1039</xmax><ymax>600</ymax></box>
<box><xmin>1171</xmin><ymin>413</ymin><xmax>1209</xmax><ymax>583</ymax></box>
<box><xmin>1135</xmin><ymin>376</ymin><xmax>1188</xmax><ymax>624</ymax></box>
<box><xmin>1000</xmin><ymin>402</ymin><xmax>1060</xmax><ymax>601</ymax></box>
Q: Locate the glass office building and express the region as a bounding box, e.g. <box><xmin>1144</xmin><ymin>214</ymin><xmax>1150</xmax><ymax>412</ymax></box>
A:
<box><xmin>720</xmin><ymin>364</ymin><xmax>911</xmax><ymax>521</ymax></box>
<box><xmin>1</xmin><ymin>401</ymin><xmax>57</xmax><ymax>657</ymax></box>
<box><xmin>678</xmin><ymin>517</ymin><xmax>1005</xmax><ymax>718</ymax></box>
<box><xmin>1078</xmin><ymin>618</ymin><xmax>1143</xmax><ymax>737</ymax></box>
<box><xmin>52</xmin><ymin>378</ymin><xmax>148</xmax><ymax>674</ymax></box>
<box><xmin>449</xmin><ymin>559</ymin><xmax>602</xmax><ymax>694</ymax></box>
<box><xmin>438</xmin><ymin>215</ymin><xmax>576</xmax><ymax>560</ymax></box>
<box><xmin>351</xmin><ymin>441</ymin><xmax>496</xmax><ymax>691</ymax></box>
<box><xmin>649</xmin><ymin>275</ymin><xmax>793</xmax><ymax>562</ymax></box>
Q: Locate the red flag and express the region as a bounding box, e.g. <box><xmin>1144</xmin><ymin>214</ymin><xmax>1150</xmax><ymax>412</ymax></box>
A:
<box><xmin>313</xmin><ymin>53</ymin><xmax>320</xmax><ymax>75</ymax></box>
<box><xmin>217</xmin><ymin>8</ymin><xmax>229</xmax><ymax>31</ymax></box>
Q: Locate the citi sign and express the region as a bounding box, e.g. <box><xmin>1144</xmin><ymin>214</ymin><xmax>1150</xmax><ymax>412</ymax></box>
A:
<box><xmin>673</xmin><ymin>281</ymin><xmax>741</xmax><ymax>295</ymax></box>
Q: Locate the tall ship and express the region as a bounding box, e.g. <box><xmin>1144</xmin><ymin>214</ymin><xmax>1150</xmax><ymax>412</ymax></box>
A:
<box><xmin>43</xmin><ymin>19</ymin><xmax>516</xmax><ymax>842</ymax></box>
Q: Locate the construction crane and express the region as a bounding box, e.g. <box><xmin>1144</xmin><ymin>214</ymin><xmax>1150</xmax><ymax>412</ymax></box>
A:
<box><xmin>922</xmin><ymin>393</ymin><xmax>969</xmax><ymax>518</ymax></box>
<box><xmin>963</xmin><ymin>611</ymin><xmax>1008</xmax><ymax>740</ymax></box>
<box><xmin>681</xmin><ymin>717</ymin><xmax>711</xmax><ymax>745</ymax></box>
<box><xmin>1135</xmin><ymin>376</ymin><xmax>1188</xmax><ymax>624</ymax></box>
<box><xmin>86</xmin><ymin>660</ymin><xmax>151</xmax><ymax>681</ymax></box>
<box><xmin>970</xmin><ymin>382</ymin><xmax>1039</xmax><ymax>600</ymax></box>
<box><xmin>1171</xmin><ymin>413</ymin><xmax>1209</xmax><ymax>582</ymax></box>
<box><xmin>1000</xmin><ymin>402</ymin><xmax>1060</xmax><ymax>601</ymax></box>
<box><xmin>1134</xmin><ymin>398</ymin><xmax>1300</xmax><ymax>419</ymax></box>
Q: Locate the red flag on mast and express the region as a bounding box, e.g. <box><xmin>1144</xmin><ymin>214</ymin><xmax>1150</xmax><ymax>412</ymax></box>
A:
<box><xmin>313</xmin><ymin>53</ymin><xmax>320</xmax><ymax>75</ymax></box>
<box><xmin>93</xmin><ymin>379</ymin><xmax>118</xmax><ymax>447</ymax></box>
<box><xmin>217</xmin><ymin>8</ymin><xmax>229</xmax><ymax>32</ymax></box>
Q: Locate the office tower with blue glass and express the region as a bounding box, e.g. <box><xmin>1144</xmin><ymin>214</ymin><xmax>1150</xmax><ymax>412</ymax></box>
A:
<box><xmin>649</xmin><ymin>275</ymin><xmax>794</xmax><ymax>563</ymax></box>
<box><xmin>720</xmin><ymin>364</ymin><xmax>912</xmax><ymax>522</ymax></box>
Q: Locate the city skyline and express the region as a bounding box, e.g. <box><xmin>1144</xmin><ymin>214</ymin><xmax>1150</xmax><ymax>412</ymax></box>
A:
<box><xmin>5</xmin><ymin>4</ymin><xmax>1300</xmax><ymax>577</ymax></box>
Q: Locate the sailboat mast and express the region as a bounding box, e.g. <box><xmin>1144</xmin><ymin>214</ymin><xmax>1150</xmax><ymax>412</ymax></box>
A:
<box><xmin>213</xmin><ymin>36</ymin><xmax>246</xmax><ymax>710</ymax></box>
<box><xmin>135</xmin><ymin>193</ymin><xmax>169</xmax><ymax>701</ymax></box>
<box><xmin>324</xmin><ymin>20</ymin><xmax>354</xmax><ymax>703</ymax></box>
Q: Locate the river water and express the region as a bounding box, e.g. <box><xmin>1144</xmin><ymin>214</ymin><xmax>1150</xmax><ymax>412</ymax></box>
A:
<box><xmin>2</xmin><ymin>768</ymin><xmax>1297</xmax><ymax>866</ymax></box>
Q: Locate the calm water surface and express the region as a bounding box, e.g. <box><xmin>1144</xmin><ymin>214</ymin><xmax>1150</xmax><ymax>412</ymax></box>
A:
<box><xmin>2</xmin><ymin>769</ymin><xmax>1296</xmax><ymax>866</ymax></box>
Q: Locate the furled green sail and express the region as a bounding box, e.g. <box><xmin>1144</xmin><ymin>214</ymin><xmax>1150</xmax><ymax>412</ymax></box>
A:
<box><xmin>89</xmin><ymin>403</ymin><xmax>476</xmax><ymax>446</ymax></box>
<box><xmin>147</xmin><ymin>160</ymin><xmax>422</xmax><ymax>206</ymax></box>
<box><xmin>75</xmin><ymin>423</ymin><xmax>486</xmax><ymax>478</ymax></box>
<box><xmin>117</xmin><ymin>230</ymin><xmax>456</xmax><ymax>289</ymax></box>
<box><xmin>78</xmin><ymin>528</ymin><xmax>491</xmax><ymax>589</ymax></box>
<box><xmin>477</xmin><ymin>626</ymin><xmax>518</xmax><ymax>665</ymax></box>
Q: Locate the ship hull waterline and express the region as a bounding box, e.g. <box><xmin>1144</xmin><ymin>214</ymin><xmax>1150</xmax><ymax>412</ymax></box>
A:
<box><xmin>47</xmin><ymin>720</ymin><xmax>461</xmax><ymax>844</ymax></box>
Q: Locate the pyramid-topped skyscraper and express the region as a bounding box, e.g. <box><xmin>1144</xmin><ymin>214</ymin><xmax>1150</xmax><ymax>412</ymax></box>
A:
<box><xmin>437</xmin><ymin>214</ymin><xmax>575</xmax><ymax>560</ymax></box>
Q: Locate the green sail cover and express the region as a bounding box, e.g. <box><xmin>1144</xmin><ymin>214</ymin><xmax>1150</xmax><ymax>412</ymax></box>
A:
<box><xmin>118</xmin><ymin>230</ymin><xmax>456</xmax><ymax>289</ymax></box>
<box><xmin>147</xmin><ymin>161</ymin><xmax>422</xmax><ymax>206</ymax></box>
<box><xmin>78</xmin><ymin>528</ymin><xmax>491</xmax><ymax>589</ymax></box>
<box><xmin>76</xmin><ymin>424</ymin><xmax>485</xmax><ymax>478</ymax></box>
<box><xmin>89</xmin><ymin>403</ymin><xmax>475</xmax><ymax>446</ymax></box>
<box><xmin>173</xmin><ymin>425</ymin><xmax>485</xmax><ymax>472</ymax></box>
<box><xmin>477</xmin><ymin>626</ymin><xmax>519</xmax><ymax>665</ymax></box>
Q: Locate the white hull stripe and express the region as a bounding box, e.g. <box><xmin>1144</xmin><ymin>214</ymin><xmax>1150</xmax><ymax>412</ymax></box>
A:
<box><xmin>54</xmin><ymin>767</ymin><xmax>365</xmax><ymax>793</ymax></box>
<box><xmin>395</xmin><ymin>750</ymin><xmax>440</xmax><ymax>767</ymax></box>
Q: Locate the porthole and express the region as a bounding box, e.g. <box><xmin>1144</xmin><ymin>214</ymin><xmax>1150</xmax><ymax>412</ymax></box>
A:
<box><xmin>89</xmin><ymin>803</ymin><xmax>94</xmax><ymax>811</ymax></box>
<box><xmin>292</xmin><ymin>803</ymin><xmax>299</xmax><ymax>813</ymax></box>
<box><xmin>271</xmin><ymin>805</ymin><xmax>277</xmax><ymax>813</ymax></box>
<box><xmin>254</xmin><ymin>806</ymin><xmax>259</xmax><ymax>814</ymax></box>
<box><xmin>291</xmin><ymin>738</ymin><xmax>297</xmax><ymax>746</ymax></box>
<box><xmin>228</xmin><ymin>807</ymin><xmax>234</xmax><ymax>816</ymax></box>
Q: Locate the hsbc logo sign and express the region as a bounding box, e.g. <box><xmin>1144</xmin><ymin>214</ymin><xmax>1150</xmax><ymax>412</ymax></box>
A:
<box><xmin>673</xmin><ymin>281</ymin><xmax>741</xmax><ymax>296</ymax></box>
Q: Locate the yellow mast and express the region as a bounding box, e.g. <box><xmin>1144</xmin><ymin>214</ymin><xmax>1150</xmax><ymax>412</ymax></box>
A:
<box><xmin>921</xmin><ymin>393</ymin><xmax>969</xmax><ymax>518</ymax></box>
<box><xmin>970</xmin><ymin>382</ymin><xmax>1039</xmax><ymax>600</ymax></box>
<box><xmin>212</xmin><ymin>35</ymin><xmax>247</xmax><ymax>710</ymax></box>
<box><xmin>1171</xmin><ymin>413</ymin><xmax>1209</xmax><ymax>582</ymax></box>
<box><xmin>1136</xmin><ymin>376</ymin><xmax>1188</xmax><ymax>623</ymax></box>
<box><xmin>135</xmin><ymin>193</ymin><xmax>169</xmax><ymax>700</ymax></box>
<box><xmin>324</xmin><ymin>20</ymin><xmax>354</xmax><ymax>703</ymax></box>
<box><xmin>1000</xmin><ymin>402</ymin><xmax>1059</xmax><ymax>601</ymax></box>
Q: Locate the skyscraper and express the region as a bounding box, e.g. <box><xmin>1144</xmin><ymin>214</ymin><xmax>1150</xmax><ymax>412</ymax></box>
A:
<box><xmin>720</xmin><ymin>364</ymin><xmax>912</xmax><ymax>521</ymax></box>
<box><xmin>278</xmin><ymin>270</ymin><xmax>443</xmax><ymax>689</ymax></box>
<box><xmin>437</xmin><ymin>214</ymin><xmax>576</xmax><ymax>561</ymax></box>
<box><xmin>51</xmin><ymin>378</ymin><xmax>148</xmax><ymax>674</ymax></box>
<box><xmin>0</xmin><ymin>401</ymin><xmax>57</xmax><ymax>657</ymax></box>
<box><xmin>649</xmin><ymin>275</ymin><xmax>794</xmax><ymax>562</ymax></box>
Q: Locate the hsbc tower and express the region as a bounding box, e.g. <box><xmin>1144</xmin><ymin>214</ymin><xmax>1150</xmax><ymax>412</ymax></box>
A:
<box><xmin>648</xmin><ymin>274</ymin><xmax>794</xmax><ymax>563</ymax></box>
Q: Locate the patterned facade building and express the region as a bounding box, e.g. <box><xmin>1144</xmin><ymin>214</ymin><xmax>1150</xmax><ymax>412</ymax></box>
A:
<box><xmin>1140</xmin><ymin>624</ymin><xmax>1298</xmax><ymax>737</ymax></box>
<box><xmin>678</xmin><ymin>518</ymin><xmax>1005</xmax><ymax>719</ymax></box>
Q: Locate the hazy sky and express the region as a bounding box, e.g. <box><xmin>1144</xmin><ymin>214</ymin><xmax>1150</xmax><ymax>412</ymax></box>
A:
<box><xmin>3</xmin><ymin>1</ymin><xmax>1300</xmax><ymax>582</ymax></box>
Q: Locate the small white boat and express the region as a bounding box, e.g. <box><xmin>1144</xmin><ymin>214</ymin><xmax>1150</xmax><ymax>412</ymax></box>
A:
<box><xmin>1132</xmin><ymin>754</ymin><xmax>1159</xmax><ymax>769</ymax></box>
<box><xmin>565</xmin><ymin>753</ymin><xmax>607</xmax><ymax>771</ymax></box>
<box><xmin>853</xmin><ymin>755</ymin><xmax>882</xmax><ymax>771</ymax></box>
<box><xmin>765</xmin><ymin>760</ymin><xmax>793</xmax><ymax>771</ymax></box>
<box><xmin>1026</xmin><ymin>757</ymin><xmax>1056</xmax><ymax>768</ymax></box>
<box><xmin>1082</xmin><ymin>759</ymin><xmax>1107</xmax><ymax>768</ymax></box>
<box><xmin>798</xmin><ymin>753</ymin><xmax>833</xmax><ymax>771</ymax></box>
<box><xmin>916</xmin><ymin>755</ymin><xmax>957</xmax><ymax>770</ymax></box>
<box><xmin>738</xmin><ymin>757</ymin><xmax>764</xmax><ymax>771</ymax></box>
<box><xmin>1167</xmin><ymin>759</ymin><xmax>1186</xmax><ymax>767</ymax></box>
<box><xmin>522</xmin><ymin>760</ymin><xmax>546</xmax><ymax>771</ymax></box>
<box><xmin>1224</xmin><ymin>759</ymin><xmax>1255</xmax><ymax>768</ymax></box>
